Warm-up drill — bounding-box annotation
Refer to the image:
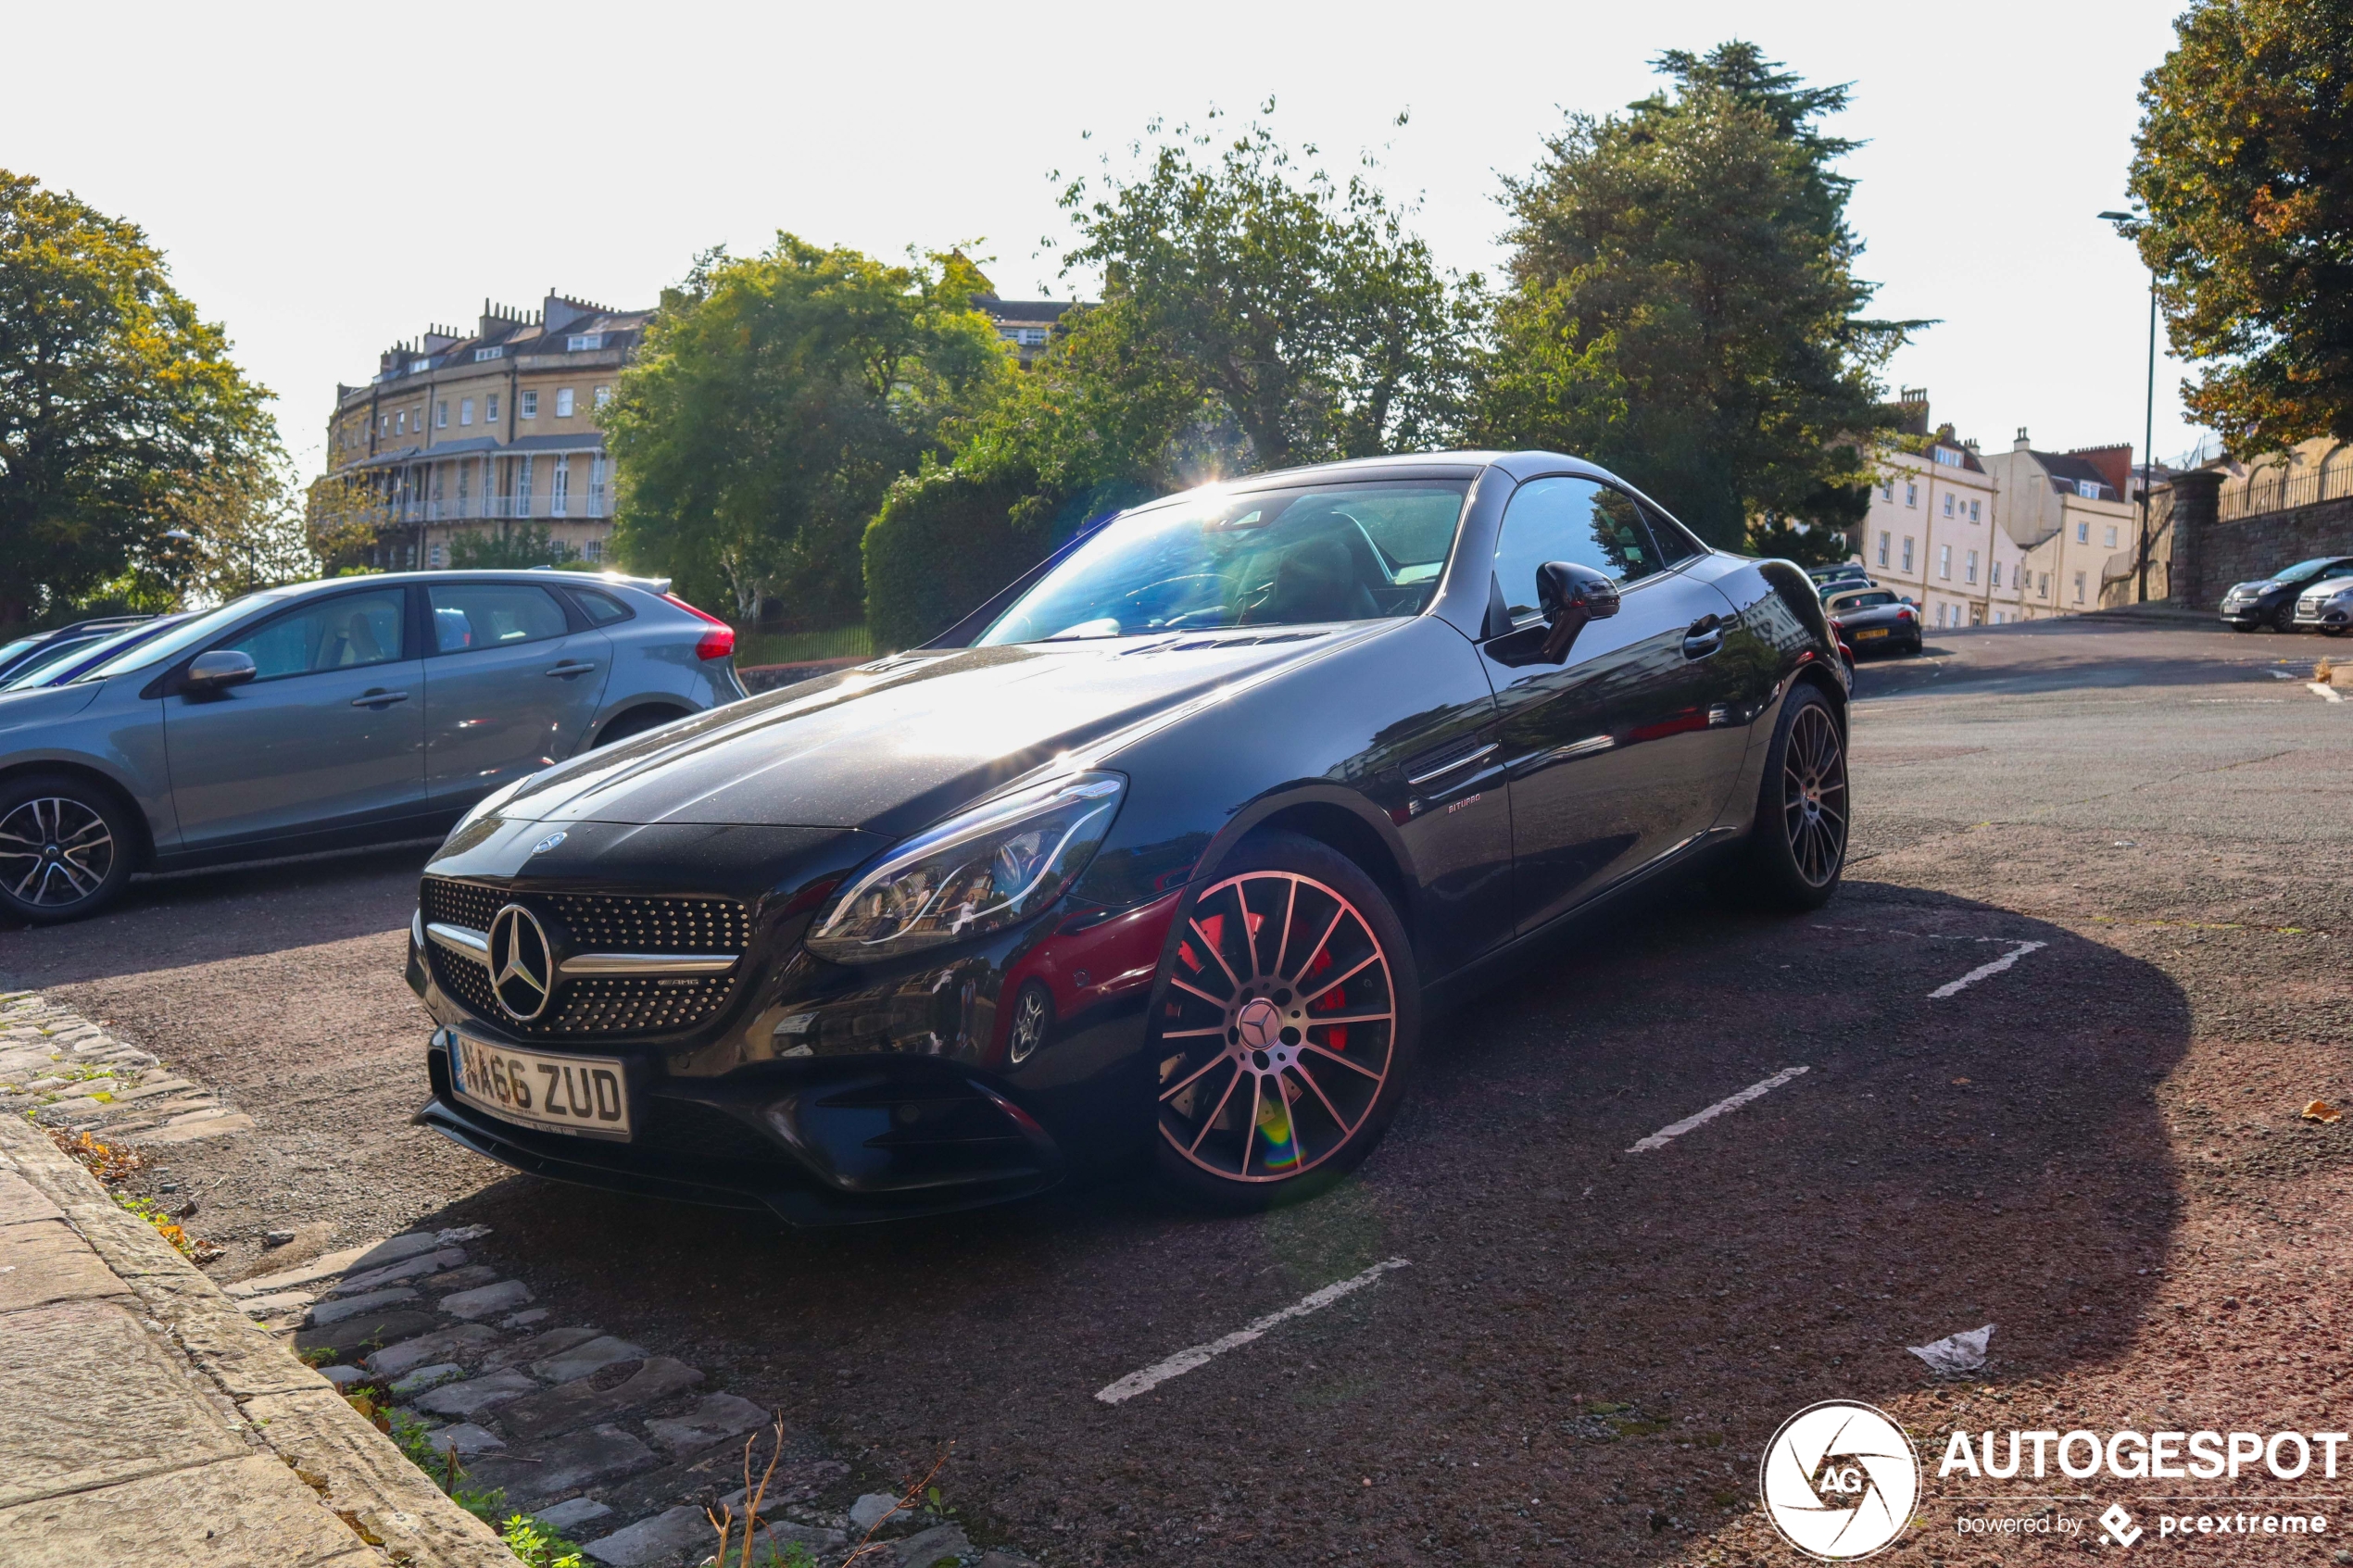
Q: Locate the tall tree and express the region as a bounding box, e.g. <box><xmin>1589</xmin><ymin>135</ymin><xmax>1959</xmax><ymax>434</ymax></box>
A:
<box><xmin>1055</xmin><ymin>113</ymin><xmax>1480</xmax><ymax>473</ymax></box>
<box><xmin>0</xmin><ymin>169</ymin><xmax>279</xmax><ymax>624</ymax></box>
<box><xmin>602</xmin><ymin>238</ymin><xmax>1011</xmax><ymax>619</ymax></box>
<box><xmin>2131</xmin><ymin>0</ymin><xmax>2353</xmax><ymax>452</ymax></box>
<box><xmin>1472</xmin><ymin>44</ymin><xmax>1913</xmax><ymax>558</ymax></box>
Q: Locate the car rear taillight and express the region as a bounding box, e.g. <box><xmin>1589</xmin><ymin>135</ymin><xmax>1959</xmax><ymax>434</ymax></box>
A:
<box><xmin>664</xmin><ymin>593</ymin><xmax>736</xmax><ymax>661</ymax></box>
<box><xmin>1897</xmin><ymin>607</ymin><xmax>1915</xmax><ymax>621</ymax></box>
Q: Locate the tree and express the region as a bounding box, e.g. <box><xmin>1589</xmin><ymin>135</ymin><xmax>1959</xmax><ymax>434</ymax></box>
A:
<box><xmin>447</xmin><ymin>522</ymin><xmax>576</xmax><ymax>570</ymax></box>
<box><xmin>602</xmin><ymin>238</ymin><xmax>1012</xmax><ymax>621</ymax></box>
<box><xmin>2131</xmin><ymin>0</ymin><xmax>2353</xmax><ymax>452</ymax></box>
<box><xmin>1055</xmin><ymin>113</ymin><xmax>1479</xmax><ymax>473</ymax></box>
<box><xmin>1471</xmin><ymin>44</ymin><xmax>1915</xmax><ymax>558</ymax></box>
<box><xmin>0</xmin><ymin>169</ymin><xmax>280</xmax><ymax>624</ymax></box>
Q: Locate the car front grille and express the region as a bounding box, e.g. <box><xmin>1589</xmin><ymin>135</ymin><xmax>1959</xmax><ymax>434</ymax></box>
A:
<box><xmin>422</xmin><ymin>875</ymin><xmax>751</xmax><ymax>1039</ymax></box>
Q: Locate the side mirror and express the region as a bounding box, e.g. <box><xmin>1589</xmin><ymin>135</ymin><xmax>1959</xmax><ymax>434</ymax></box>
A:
<box><xmin>1536</xmin><ymin>561</ymin><xmax>1619</xmax><ymax>661</ymax></box>
<box><xmin>183</xmin><ymin>649</ymin><xmax>257</xmax><ymax>696</ymax></box>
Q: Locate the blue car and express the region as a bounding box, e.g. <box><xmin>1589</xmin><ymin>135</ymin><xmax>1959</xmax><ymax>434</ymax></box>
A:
<box><xmin>0</xmin><ymin>571</ymin><xmax>747</xmax><ymax>923</ymax></box>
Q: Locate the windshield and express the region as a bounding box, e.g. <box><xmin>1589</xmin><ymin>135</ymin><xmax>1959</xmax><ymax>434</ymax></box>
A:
<box><xmin>2277</xmin><ymin>558</ymin><xmax>2351</xmax><ymax>582</ymax></box>
<box><xmin>1838</xmin><ymin>591</ymin><xmax>1898</xmax><ymax>609</ymax></box>
<box><xmin>79</xmin><ymin>592</ymin><xmax>293</xmax><ymax>681</ymax></box>
<box><xmin>8</xmin><ymin>619</ymin><xmax>182</xmax><ymax>690</ymax></box>
<box><xmin>0</xmin><ymin>635</ymin><xmax>44</xmax><ymax>668</ymax></box>
<box><xmin>975</xmin><ymin>480</ymin><xmax>1469</xmax><ymax>646</ymax></box>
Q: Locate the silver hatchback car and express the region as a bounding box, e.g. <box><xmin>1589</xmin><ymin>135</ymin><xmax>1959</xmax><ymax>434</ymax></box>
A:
<box><xmin>0</xmin><ymin>571</ymin><xmax>747</xmax><ymax>923</ymax></box>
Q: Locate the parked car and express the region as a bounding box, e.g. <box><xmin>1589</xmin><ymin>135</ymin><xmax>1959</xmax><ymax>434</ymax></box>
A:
<box><xmin>0</xmin><ymin>614</ymin><xmax>193</xmax><ymax>691</ymax></box>
<box><xmin>0</xmin><ymin>571</ymin><xmax>746</xmax><ymax>924</ymax></box>
<box><xmin>2220</xmin><ymin>556</ymin><xmax>2353</xmax><ymax>632</ymax></box>
<box><xmin>0</xmin><ymin>617</ymin><xmax>153</xmax><ymax>684</ymax></box>
<box><xmin>1810</xmin><ymin>564</ymin><xmax>1872</xmax><ymax>594</ymax></box>
<box><xmin>1824</xmin><ymin>587</ymin><xmax>1922</xmax><ymax>657</ymax></box>
<box><xmin>2291</xmin><ymin>575</ymin><xmax>2353</xmax><ymax>636</ymax></box>
<box><xmin>405</xmin><ymin>451</ymin><xmax>1852</xmax><ymax>1224</ymax></box>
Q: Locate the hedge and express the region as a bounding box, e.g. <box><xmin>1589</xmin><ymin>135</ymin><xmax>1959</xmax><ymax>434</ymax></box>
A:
<box><xmin>862</xmin><ymin>464</ymin><xmax>1051</xmax><ymax>650</ymax></box>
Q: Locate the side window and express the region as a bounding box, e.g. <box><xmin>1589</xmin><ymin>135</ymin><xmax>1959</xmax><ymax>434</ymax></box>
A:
<box><xmin>1491</xmin><ymin>477</ymin><xmax>1658</xmax><ymax>622</ymax></box>
<box><xmin>427</xmin><ymin>584</ymin><xmax>570</xmax><ymax>654</ymax></box>
<box><xmin>220</xmin><ymin>590</ymin><xmax>406</xmax><ymax>680</ymax></box>
<box><xmin>568</xmin><ymin>589</ymin><xmax>633</xmax><ymax>627</ymax></box>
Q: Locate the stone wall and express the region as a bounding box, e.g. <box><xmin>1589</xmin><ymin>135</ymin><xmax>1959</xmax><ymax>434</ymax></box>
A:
<box><xmin>2170</xmin><ymin>470</ymin><xmax>2353</xmax><ymax>610</ymax></box>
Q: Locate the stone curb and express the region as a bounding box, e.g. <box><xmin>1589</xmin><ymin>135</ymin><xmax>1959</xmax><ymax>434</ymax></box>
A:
<box><xmin>0</xmin><ymin>1108</ymin><xmax>516</xmax><ymax>1567</ymax></box>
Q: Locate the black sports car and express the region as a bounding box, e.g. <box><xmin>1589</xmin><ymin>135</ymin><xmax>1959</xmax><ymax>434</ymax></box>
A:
<box><xmin>1823</xmin><ymin>587</ymin><xmax>1922</xmax><ymax>657</ymax></box>
<box><xmin>406</xmin><ymin>452</ymin><xmax>1850</xmax><ymax>1222</ymax></box>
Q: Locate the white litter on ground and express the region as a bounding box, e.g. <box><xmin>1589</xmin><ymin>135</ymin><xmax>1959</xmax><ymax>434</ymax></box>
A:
<box><xmin>1095</xmin><ymin>1258</ymin><xmax>1410</xmax><ymax>1404</ymax></box>
<box><xmin>2309</xmin><ymin>683</ymin><xmax>2344</xmax><ymax>703</ymax></box>
<box><xmin>1907</xmin><ymin>1323</ymin><xmax>1994</xmax><ymax>1375</ymax></box>
<box><xmin>1626</xmin><ymin>1066</ymin><xmax>1811</xmax><ymax>1154</ymax></box>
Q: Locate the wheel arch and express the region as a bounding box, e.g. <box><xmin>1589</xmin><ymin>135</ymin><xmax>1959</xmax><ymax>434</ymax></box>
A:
<box><xmin>1195</xmin><ymin>786</ymin><xmax>1420</xmax><ymax>966</ymax></box>
<box><xmin>0</xmin><ymin>759</ymin><xmax>157</xmax><ymax>871</ymax></box>
<box><xmin>594</xmin><ymin>699</ymin><xmax>694</xmax><ymax>747</ymax></box>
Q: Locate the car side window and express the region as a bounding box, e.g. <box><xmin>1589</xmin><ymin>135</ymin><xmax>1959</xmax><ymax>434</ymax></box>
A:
<box><xmin>1491</xmin><ymin>477</ymin><xmax>1658</xmax><ymax>621</ymax></box>
<box><xmin>569</xmin><ymin>589</ymin><xmax>633</xmax><ymax>626</ymax></box>
<box><xmin>220</xmin><ymin>590</ymin><xmax>406</xmax><ymax>681</ymax></box>
<box><xmin>1638</xmin><ymin>501</ymin><xmax>1703</xmax><ymax>566</ymax></box>
<box><xmin>427</xmin><ymin>584</ymin><xmax>570</xmax><ymax>654</ymax></box>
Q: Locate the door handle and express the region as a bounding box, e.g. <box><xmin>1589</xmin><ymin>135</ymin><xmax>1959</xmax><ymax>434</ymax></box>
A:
<box><xmin>352</xmin><ymin>688</ymin><xmax>409</xmax><ymax>708</ymax></box>
<box><xmin>1681</xmin><ymin>618</ymin><xmax>1725</xmax><ymax>659</ymax></box>
<box><xmin>544</xmin><ymin>661</ymin><xmax>598</xmax><ymax>678</ymax></box>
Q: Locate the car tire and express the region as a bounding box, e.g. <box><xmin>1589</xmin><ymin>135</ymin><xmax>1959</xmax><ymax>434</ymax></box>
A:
<box><xmin>1719</xmin><ymin>683</ymin><xmax>1849</xmax><ymax>912</ymax></box>
<box><xmin>0</xmin><ymin>773</ymin><xmax>139</xmax><ymax>925</ymax></box>
<box><xmin>1150</xmin><ymin>831</ymin><xmax>1419</xmax><ymax>1212</ymax></box>
<box><xmin>2231</xmin><ymin>621</ymin><xmax>2258</xmax><ymax>633</ymax></box>
<box><xmin>594</xmin><ymin>705</ymin><xmax>689</xmax><ymax>747</ymax></box>
<box><xmin>2271</xmin><ymin>606</ymin><xmax>2299</xmax><ymax>633</ymax></box>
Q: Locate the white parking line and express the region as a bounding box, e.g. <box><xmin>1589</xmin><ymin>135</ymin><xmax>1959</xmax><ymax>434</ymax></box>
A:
<box><xmin>1094</xmin><ymin>1258</ymin><xmax>1410</xmax><ymax>1405</ymax></box>
<box><xmin>1927</xmin><ymin>939</ymin><xmax>2046</xmax><ymax>998</ymax></box>
<box><xmin>1626</xmin><ymin>1066</ymin><xmax>1809</xmax><ymax>1154</ymax></box>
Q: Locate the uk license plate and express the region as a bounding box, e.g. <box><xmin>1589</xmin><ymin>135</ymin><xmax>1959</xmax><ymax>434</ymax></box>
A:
<box><xmin>448</xmin><ymin>1033</ymin><xmax>632</xmax><ymax>1139</ymax></box>
<box><xmin>1854</xmin><ymin>628</ymin><xmax>1890</xmax><ymax>640</ymax></box>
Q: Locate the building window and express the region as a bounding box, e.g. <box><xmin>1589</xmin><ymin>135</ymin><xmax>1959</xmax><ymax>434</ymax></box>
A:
<box><xmin>486</xmin><ymin>394</ymin><xmax>500</xmax><ymax>423</ymax></box>
<box><xmin>459</xmin><ymin>397</ymin><xmax>474</xmax><ymax>427</ymax></box>
<box><xmin>556</xmin><ymin>388</ymin><xmax>574</xmax><ymax>418</ymax></box>
<box><xmin>2039</xmin><ymin>571</ymin><xmax>2050</xmax><ymax>596</ymax></box>
<box><xmin>2104</xmin><ymin>525</ymin><xmax>2119</xmax><ymax>548</ymax></box>
<box><xmin>1879</xmin><ymin>479</ymin><xmax>1893</xmax><ymax>502</ymax></box>
<box><xmin>1966</xmin><ymin>550</ymin><xmax>1979</xmax><ymax>583</ymax></box>
<box><xmin>395</xmin><ymin>409</ymin><xmax>405</xmax><ymax>434</ymax></box>
<box><xmin>482</xmin><ymin>456</ymin><xmax>496</xmax><ymax>512</ymax></box>
<box><xmin>589</xmin><ymin>456</ymin><xmax>608</xmax><ymax>513</ymax></box>
<box><xmin>1969</xmin><ymin>500</ymin><xmax>1982</xmax><ymax>522</ymax></box>
<box><xmin>2076</xmin><ymin>521</ymin><xmax>2089</xmax><ymax>544</ymax></box>
<box><xmin>457</xmin><ymin>463</ymin><xmax>469</xmax><ymax>501</ymax></box>
<box><xmin>1991</xmin><ymin>561</ymin><xmax>2002</xmax><ymax>588</ymax></box>
<box><xmin>434</xmin><ymin>401</ymin><xmax>447</xmax><ymax>429</ymax></box>
<box><xmin>1938</xmin><ymin>544</ymin><xmax>1953</xmax><ymax>580</ymax></box>
<box><xmin>567</xmin><ymin>332</ymin><xmax>603</xmax><ymax>351</ymax></box>
<box><xmin>595</xmin><ymin>385</ymin><xmax>611</xmax><ymax>409</ymax></box>
<box><xmin>551</xmin><ymin>458</ymin><xmax>570</xmax><ymax>518</ymax></box>
<box><xmin>430</xmin><ymin>543</ymin><xmax>444</xmax><ymax>568</ymax></box>
<box><xmin>516</xmin><ymin>456</ymin><xmax>535</xmax><ymax>513</ymax></box>
<box><xmin>520</xmin><ymin>390</ymin><xmax>538</xmax><ymax>419</ymax></box>
<box><xmin>1877</xmin><ymin>531</ymin><xmax>1890</xmax><ymax>567</ymax></box>
<box><xmin>1943</xmin><ymin>493</ymin><xmax>1955</xmax><ymax>518</ymax></box>
<box><xmin>1933</xmin><ymin>445</ymin><xmax>1963</xmax><ymax>467</ymax></box>
<box><xmin>585</xmin><ymin>538</ymin><xmax>604</xmax><ymax>563</ymax></box>
<box><xmin>1901</xmin><ymin>536</ymin><xmax>1916</xmax><ymax>571</ymax></box>
<box><xmin>473</xmin><ymin>346</ymin><xmax>503</xmax><ymax>361</ymax></box>
<box><xmin>2077</xmin><ymin>479</ymin><xmax>2102</xmax><ymax>499</ymax></box>
<box><xmin>1906</xmin><ymin>483</ymin><xmax>1918</xmax><ymax>508</ymax></box>
<box><xmin>2073</xmin><ymin>571</ymin><xmax>2086</xmax><ymax>603</ymax></box>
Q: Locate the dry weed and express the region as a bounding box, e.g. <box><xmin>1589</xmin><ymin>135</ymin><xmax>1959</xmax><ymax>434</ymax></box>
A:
<box><xmin>706</xmin><ymin>1419</ymin><xmax>950</xmax><ymax>1568</ymax></box>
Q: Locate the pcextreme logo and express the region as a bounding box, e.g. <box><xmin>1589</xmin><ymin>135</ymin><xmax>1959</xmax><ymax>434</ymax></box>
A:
<box><xmin>1760</xmin><ymin>1401</ymin><xmax>1922</xmax><ymax>1561</ymax></box>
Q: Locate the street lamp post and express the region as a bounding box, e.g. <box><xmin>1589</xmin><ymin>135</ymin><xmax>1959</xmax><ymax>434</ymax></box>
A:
<box><xmin>2099</xmin><ymin>210</ymin><xmax>2159</xmax><ymax>603</ymax></box>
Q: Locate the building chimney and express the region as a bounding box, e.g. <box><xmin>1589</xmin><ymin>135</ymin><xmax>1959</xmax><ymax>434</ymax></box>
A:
<box><xmin>2014</xmin><ymin>426</ymin><xmax>2032</xmax><ymax>451</ymax></box>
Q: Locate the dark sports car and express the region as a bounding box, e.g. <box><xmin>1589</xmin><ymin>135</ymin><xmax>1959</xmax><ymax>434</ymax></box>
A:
<box><xmin>1823</xmin><ymin>587</ymin><xmax>1922</xmax><ymax>657</ymax></box>
<box><xmin>406</xmin><ymin>451</ymin><xmax>1851</xmax><ymax>1223</ymax></box>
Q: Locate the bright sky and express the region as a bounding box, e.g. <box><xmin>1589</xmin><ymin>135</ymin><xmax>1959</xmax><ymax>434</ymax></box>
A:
<box><xmin>6</xmin><ymin>0</ymin><xmax>2194</xmax><ymax>482</ymax></box>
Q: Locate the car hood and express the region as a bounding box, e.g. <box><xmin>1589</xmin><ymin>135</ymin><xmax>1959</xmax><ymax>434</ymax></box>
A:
<box><xmin>490</xmin><ymin>624</ymin><xmax>1391</xmax><ymax>834</ymax></box>
<box><xmin>2304</xmin><ymin>576</ymin><xmax>2353</xmax><ymax>597</ymax></box>
<box><xmin>0</xmin><ymin>680</ymin><xmax>104</xmax><ymax>737</ymax></box>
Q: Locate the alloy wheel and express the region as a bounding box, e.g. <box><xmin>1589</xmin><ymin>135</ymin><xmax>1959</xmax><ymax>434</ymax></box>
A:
<box><xmin>1155</xmin><ymin>870</ymin><xmax>1397</xmax><ymax>1183</ymax></box>
<box><xmin>0</xmin><ymin>796</ymin><xmax>117</xmax><ymax>909</ymax></box>
<box><xmin>1781</xmin><ymin>703</ymin><xmax>1848</xmax><ymax>888</ymax></box>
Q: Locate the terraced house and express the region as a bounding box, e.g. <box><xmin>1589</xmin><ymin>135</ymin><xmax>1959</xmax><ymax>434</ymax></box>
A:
<box><xmin>321</xmin><ymin>292</ymin><xmax>649</xmax><ymax>570</ymax></box>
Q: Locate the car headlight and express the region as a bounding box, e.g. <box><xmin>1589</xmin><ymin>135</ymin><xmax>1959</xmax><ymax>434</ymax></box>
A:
<box><xmin>455</xmin><ymin>772</ymin><xmax>536</xmax><ymax>833</ymax></box>
<box><xmin>806</xmin><ymin>772</ymin><xmax>1126</xmax><ymax>963</ymax></box>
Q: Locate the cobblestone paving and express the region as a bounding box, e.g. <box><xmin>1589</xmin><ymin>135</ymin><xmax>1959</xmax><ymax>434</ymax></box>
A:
<box><xmin>0</xmin><ymin>989</ymin><xmax>254</xmax><ymax>1146</ymax></box>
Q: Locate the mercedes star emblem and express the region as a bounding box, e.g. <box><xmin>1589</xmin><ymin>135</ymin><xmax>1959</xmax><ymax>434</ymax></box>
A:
<box><xmin>487</xmin><ymin>903</ymin><xmax>554</xmax><ymax>1022</ymax></box>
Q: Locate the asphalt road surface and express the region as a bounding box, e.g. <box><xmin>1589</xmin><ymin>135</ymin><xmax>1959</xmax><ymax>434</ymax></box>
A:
<box><xmin>6</xmin><ymin>617</ymin><xmax>2349</xmax><ymax>1566</ymax></box>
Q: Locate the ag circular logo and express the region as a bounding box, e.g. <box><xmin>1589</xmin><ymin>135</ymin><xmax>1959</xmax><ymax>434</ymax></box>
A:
<box><xmin>1758</xmin><ymin>1400</ymin><xmax>1919</xmax><ymax>1560</ymax></box>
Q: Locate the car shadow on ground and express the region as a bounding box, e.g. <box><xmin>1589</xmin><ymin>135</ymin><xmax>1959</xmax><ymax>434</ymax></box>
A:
<box><xmin>395</xmin><ymin>874</ymin><xmax>2190</xmax><ymax>1566</ymax></box>
<box><xmin>0</xmin><ymin>842</ymin><xmax>431</xmax><ymax>987</ymax></box>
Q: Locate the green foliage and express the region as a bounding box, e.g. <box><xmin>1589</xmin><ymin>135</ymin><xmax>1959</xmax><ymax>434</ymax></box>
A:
<box><xmin>603</xmin><ymin>238</ymin><xmax>1013</xmax><ymax>621</ymax></box>
<box><xmin>2131</xmin><ymin>0</ymin><xmax>2353</xmax><ymax>451</ymax></box>
<box><xmin>1470</xmin><ymin>44</ymin><xmax>1915</xmax><ymax>553</ymax></box>
<box><xmin>0</xmin><ymin>169</ymin><xmax>284</xmax><ymax>624</ymax></box>
<box><xmin>447</xmin><ymin>522</ymin><xmax>577</xmax><ymax>569</ymax></box>
<box><xmin>498</xmin><ymin>1513</ymin><xmax>585</xmax><ymax>1568</ymax></box>
<box><xmin>1054</xmin><ymin>112</ymin><xmax>1480</xmax><ymax>473</ymax></box>
<box><xmin>862</xmin><ymin>463</ymin><xmax>1051</xmax><ymax>649</ymax></box>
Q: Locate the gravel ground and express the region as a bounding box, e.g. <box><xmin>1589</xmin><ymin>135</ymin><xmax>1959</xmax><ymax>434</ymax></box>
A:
<box><xmin>4</xmin><ymin>618</ymin><xmax>2348</xmax><ymax>1565</ymax></box>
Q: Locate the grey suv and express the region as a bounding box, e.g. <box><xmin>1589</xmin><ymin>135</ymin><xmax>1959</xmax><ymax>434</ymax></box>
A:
<box><xmin>0</xmin><ymin>571</ymin><xmax>747</xmax><ymax>924</ymax></box>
